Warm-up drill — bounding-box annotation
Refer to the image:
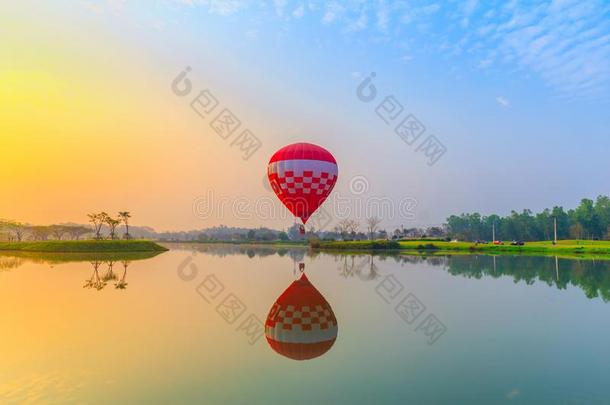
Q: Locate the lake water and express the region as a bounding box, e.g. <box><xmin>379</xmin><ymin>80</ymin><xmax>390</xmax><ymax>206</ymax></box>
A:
<box><xmin>1</xmin><ymin>244</ymin><xmax>609</xmax><ymax>404</ymax></box>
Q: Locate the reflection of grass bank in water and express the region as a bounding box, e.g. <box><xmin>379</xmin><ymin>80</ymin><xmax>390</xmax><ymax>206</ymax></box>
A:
<box><xmin>324</xmin><ymin>252</ymin><xmax>610</xmax><ymax>302</ymax></box>
<box><xmin>443</xmin><ymin>255</ymin><xmax>610</xmax><ymax>302</ymax></box>
<box><xmin>0</xmin><ymin>250</ymin><xmax>163</xmax><ymax>266</ymax></box>
<box><xmin>311</xmin><ymin>240</ymin><xmax>401</xmax><ymax>250</ymax></box>
<box><xmin>0</xmin><ymin>240</ymin><xmax>168</xmax><ymax>253</ymax></box>
<box><xmin>311</xmin><ymin>239</ymin><xmax>610</xmax><ymax>258</ymax></box>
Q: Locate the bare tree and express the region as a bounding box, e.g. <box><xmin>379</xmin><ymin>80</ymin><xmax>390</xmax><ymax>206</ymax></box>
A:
<box><xmin>67</xmin><ymin>226</ymin><xmax>91</xmax><ymax>240</ymax></box>
<box><xmin>50</xmin><ymin>225</ymin><xmax>68</xmax><ymax>240</ymax></box>
<box><xmin>346</xmin><ymin>219</ymin><xmax>360</xmax><ymax>239</ymax></box>
<box><xmin>0</xmin><ymin>220</ymin><xmax>26</xmax><ymax>242</ymax></box>
<box><xmin>335</xmin><ymin>219</ymin><xmax>351</xmax><ymax>240</ymax></box>
<box><xmin>88</xmin><ymin>213</ymin><xmax>105</xmax><ymax>240</ymax></box>
<box><xmin>29</xmin><ymin>226</ymin><xmax>51</xmax><ymax>241</ymax></box>
<box><xmin>366</xmin><ymin>216</ymin><xmax>382</xmax><ymax>240</ymax></box>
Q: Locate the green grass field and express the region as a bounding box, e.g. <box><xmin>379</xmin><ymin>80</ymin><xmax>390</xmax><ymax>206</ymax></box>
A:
<box><xmin>311</xmin><ymin>239</ymin><xmax>610</xmax><ymax>257</ymax></box>
<box><xmin>0</xmin><ymin>240</ymin><xmax>168</xmax><ymax>253</ymax></box>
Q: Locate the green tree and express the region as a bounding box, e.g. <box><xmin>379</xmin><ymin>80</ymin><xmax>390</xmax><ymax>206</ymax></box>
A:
<box><xmin>574</xmin><ymin>199</ymin><xmax>602</xmax><ymax>238</ymax></box>
<box><xmin>594</xmin><ymin>195</ymin><xmax>610</xmax><ymax>237</ymax></box>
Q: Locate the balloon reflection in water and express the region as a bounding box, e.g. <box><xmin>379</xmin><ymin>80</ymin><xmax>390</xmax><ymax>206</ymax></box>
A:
<box><xmin>265</xmin><ymin>273</ymin><xmax>338</xmax><ymax>360</ymax></box>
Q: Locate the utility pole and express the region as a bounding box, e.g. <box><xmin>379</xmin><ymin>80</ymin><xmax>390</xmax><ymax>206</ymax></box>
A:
<box><xmin>492</xmin><ymin>222</ymin><xmax>496</xmax><ymax>242</ymax></box>
<box><xmin>553</xmin><ymin>217</ymin><xmax>558</xmax><ymax>245</ymax></box>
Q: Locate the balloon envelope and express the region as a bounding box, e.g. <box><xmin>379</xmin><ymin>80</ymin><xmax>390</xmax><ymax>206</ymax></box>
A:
<box><xmin>265</xmin><ymin>273</ymin><xmax>338</xmax><ymax>361</ymax></box>
<box><xmin>267</xmin><ymin>143</ymin><xmax>338</xmax><ymax>224</ymax></box>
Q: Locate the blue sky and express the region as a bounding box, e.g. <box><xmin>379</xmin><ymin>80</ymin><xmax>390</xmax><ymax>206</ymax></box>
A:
<box><xmin>4</xmin><ymin>0</ymin><xmax>609</xmax><ymax>230</ymax></box>
<box><xmin>85</xmin><ymin>0</ymin><xmax>610</xmax><ymax>227</ymax></box>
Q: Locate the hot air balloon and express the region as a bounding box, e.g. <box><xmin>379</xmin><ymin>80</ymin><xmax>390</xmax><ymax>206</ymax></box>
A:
<box><xmin>265</xmin><ymin>273</ymin><xmax>338</xmax><ymax>361</ymax></box>
<box><xmin>267</xmin><ymin>143</ymin><xmax>338</xmax><ymax>233</ymax></box>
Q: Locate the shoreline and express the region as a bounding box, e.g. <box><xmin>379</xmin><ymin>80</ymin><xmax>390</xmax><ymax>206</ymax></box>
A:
<box><xmin>309</xmin><ymin>239</ymin><xmax>610</xmax><ymax>259</ymax></box>
<box><xmin>0</xmin><ymin>240</ymin><xmax>169</xmax><ymax>253</ymax></box>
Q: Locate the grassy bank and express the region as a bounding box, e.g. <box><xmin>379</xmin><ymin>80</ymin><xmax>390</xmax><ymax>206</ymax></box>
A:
<box><xmin>311</xmin><ymin>240</ymin><xmax>401</xmax><ymax>250</ymax></box>
<box><xmin>311</xmin><ymin>239</ymin><xmax>610</xmax><ymax>257</ymax></box>
<box><xmin>0</xmin><ymin>240</ymin><xmax>168</xmax><ymax>253</ymax></box>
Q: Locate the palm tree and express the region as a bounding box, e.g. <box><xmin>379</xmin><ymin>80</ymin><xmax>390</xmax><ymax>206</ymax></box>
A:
<box><xmin>118</xmin><ymin>211</ymin><xmax>132</xmax><ymax>239</ymax></box>
<box><xmin>105</xmin><ymin>216</ymin><xmax>120</xmax><ymax>240</ymax></box>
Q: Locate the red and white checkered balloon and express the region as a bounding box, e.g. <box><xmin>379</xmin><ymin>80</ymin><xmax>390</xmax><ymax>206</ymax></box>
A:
<box><xmin>267</xmin><ymin>143</ymin><xmax>338</xmax><ymax>224</ymax></box>
<box><xmin>265</xmin><ymin>273</ymin><xmax>338</xmax><ymax>361</ymax></box>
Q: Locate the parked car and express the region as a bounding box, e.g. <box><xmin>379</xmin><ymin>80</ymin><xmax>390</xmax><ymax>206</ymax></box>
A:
<box><xmin>510</xmin><ymin>240</ymin><xmax>525</xmax><ymax>246</ymax></box>
<box><xmin>493</xmin><ymin>240</ymin><xmax>504</xmax><ymax>245</ymax></box>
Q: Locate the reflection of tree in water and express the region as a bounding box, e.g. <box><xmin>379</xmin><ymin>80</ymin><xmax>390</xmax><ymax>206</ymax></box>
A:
<box><xmin>171</xmin><ymin>245</ymin><xmax>610</xmax><ymax>301</ymax></box>
<box><xmin>115</xmin><ymin>260</ymin><xmax>129</xmax><ymax>289</ymax></box>
<box><xmin>328</xmin><ymin>252</ymin><xmax>610</xmax><ymax>301</ymax></box>
<box><xmin>84</xmin><ymin>260</ymin><xmax>131</xmax><ymax>291</ymax></box>
<box><xmin>84</xmin><ymin>261</ymin><xmax>106</xmax><ymax>291</ymax></box>
<box><xmin>0</xmin><ymin>256</ymin><xmax>24</xmax><ymax>271</ymax></box>
<box><xmin>101</xmin><ymin>260</ymin><xmax>118</xmax><ymax>282</ymax></box>
<box><xmin>175</xmin><ymin>243</ymin><xmax>308</xmax><ymax>260</ymax></box>
<box><xmin>439</xmin><ymin>255</ymin><xmax>610</xmax><ymax>302</ymax></box>
<box><xmin>336</xmin><ymin>254</ymin><xmax>380</xmax><ymax>281</ymax></box>
<box><xmin>287</xmin><ymin>249</ymin><xmax>306</xmax><ymax>263</ymax></box>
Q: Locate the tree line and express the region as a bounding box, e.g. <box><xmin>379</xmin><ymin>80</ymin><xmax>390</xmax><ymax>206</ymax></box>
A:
<box><xmin>446</xmin><ymin>195</ymin><xmax>610</xmax><ymax>241</ymax></box>
<box><xmin>88</xmin><ymin>212</ymin><xmax>132</xmax><ymax>240</ymax></box>
<box><xmin>0</xmin><ymin>211</ymin><xmax>132</xmax><ymax>242</ymax></box>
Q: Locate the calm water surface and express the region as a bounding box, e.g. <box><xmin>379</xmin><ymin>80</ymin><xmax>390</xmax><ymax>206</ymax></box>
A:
<box><xmin>1</xmin><ymin>244</ymin><xmax>609</xmax><ymax>404</ymax></box>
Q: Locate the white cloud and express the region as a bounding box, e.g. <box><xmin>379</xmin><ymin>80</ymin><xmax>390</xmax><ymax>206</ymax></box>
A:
<box><xmin>496</xmin><ymin>96</ymin><xmax>510</xmax><ymax>107</ymax></box>
<box><xmin>346</xmin><ymin>8</ymin><xmax>368</xmax><ymax>32</ymax></box>
<box><xmin>376</xmin><ymin>0</ymin><xmax>389</xmax><ymax>33</ymax></box>
<box><xmin>464</xmin><ymin>0</ymin><xmax>610</xmax><ymax>98</ymax></box>
<box><xmin>168</xmin><ymin>0</ymin><xmax>610</xmax><ymax>99</ymax></box>
<box><xmin>177</xmin><ymin>0</ymin><xmax>248</xmax><ymax>16</ymax></box>
<box><xmin>461</xmin><ymin>0</ymin><xmax>478</xmax><ymax>27</ymax></box>
<box><xmin>421</xmin><ymin>4</ymin><xmax>441</xmax><ymax>15</ymax></box>
<box><xmin>322</xmin><ymin>2</ymin><xmax>344</xmax><ymax>25</ymax></box>
<box><xmin>292</xmin><ymin>4</ymin><xmax>305</xmax><ymax>18</ymax></box>
<box><xmin>273</xmin><ymin>0</ymin><xmax>287</xmax><ymax>17</ymax></box>
<box><xmin>245</xmin><ymin>29</ymin><xmax>258</xmax><ymax>40</ymax></box>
